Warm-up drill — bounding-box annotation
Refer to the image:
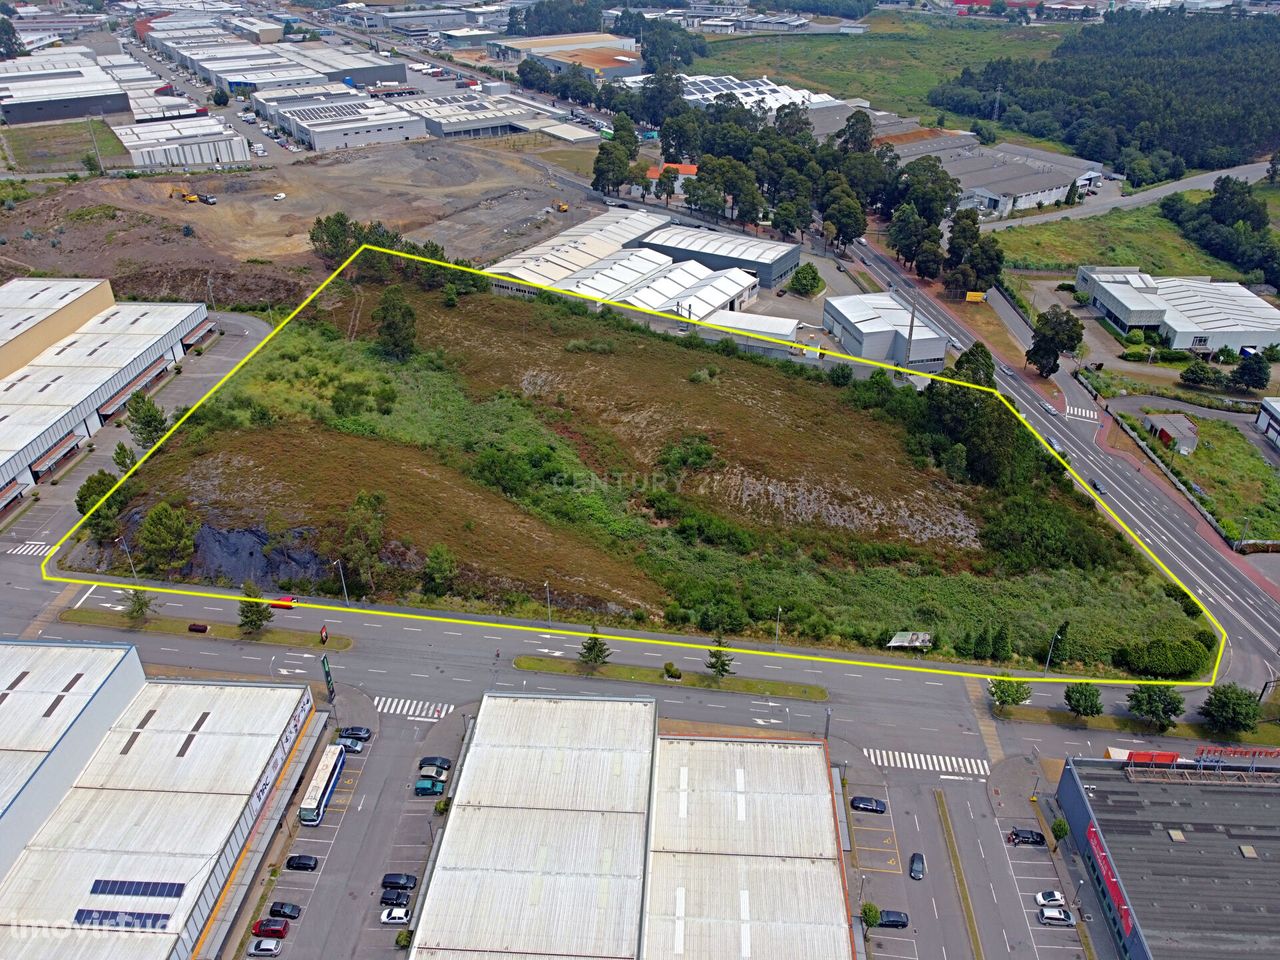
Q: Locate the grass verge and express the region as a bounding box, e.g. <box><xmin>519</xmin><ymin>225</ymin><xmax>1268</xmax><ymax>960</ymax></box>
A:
<box><xmin>513</xmin><ymin>654</ymin><xmax>827</xmax><ymax>701</ymax></box>
<box><xmin>1119</xmin><ymin>411</ymin><xmax>1280</xmax><ymax>540</ymax></box>
<box><xmin>60</xmin><ymin>608</ymin><xmax>353</xmax><ymax>651</ymax></box>
<box><xmin>1003</xmin><ymin>704</ymin><xmax>1280</xmax><ymax>747</ymax></box>
<box><xmin>998</xmin><ymin>204</ymin><xmax>1246</xmax><ymax>279</ymax></box>
<box><xmin>935</xmin><ymin>789</ymin><xmax>985</xmax><ymax>960</ymax></box>
<box><xmin>854</xmin><ymin>270</ymin><xmax>882</xmax><ymax>293</ymax></box>
<box><xmin>946</xmin><ymin>297</ymin><xmax>1028</xmax><ymax>366</ymax></box>
<box><xmin>1079</xmin><ymin>367</ymin><xmax>1258</xmax><ymax>412</ymax></box>
<box><xmin>1</xmin><ymin>118</ymin><xmax>128</xmax><ymax>171</ymax></box>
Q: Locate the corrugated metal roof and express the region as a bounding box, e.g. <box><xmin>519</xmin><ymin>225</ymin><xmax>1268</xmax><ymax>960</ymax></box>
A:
<box><xmin>489</xmin><ymin>210</ymin><xmax>670</xmax><ymax>287</ymax></box>
<box><xmin>702</xmin><ymin>308</ymin><xmax>797</xmax><ymax>339</ymax></box>
<box><xmin>642</xmin><ymin>226</ymin><xmax>797</xmax><ymax>265</ymax></box>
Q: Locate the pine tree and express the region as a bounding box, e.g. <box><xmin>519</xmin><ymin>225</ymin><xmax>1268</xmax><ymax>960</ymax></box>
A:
<box><xmin>705</xmin><ymin>637</ymin><xmax>735</xmax><ymax>680</ymax></box>
<box><xmin>239</xmin><ymin>579</ymin><xmax>274</xmax><ymax>634</ymax></box>
<box><xmin>578</xmin><ymin>633</ymin><xmax>612</xmax><ymax>672</ymax></box>
<box><xmin>125</xmin><ymin>589</ymin><xmax>154</xmax><ymax>625</ymax></box>
<box><xmin>973</xmin><ymin>627</ymin><xmax>993</xmax><ymax>660</ymax></box>
<box><xmin>991</xmin><ymin>624</ymin><xmax>1013</xmax><ymax>661</ymax></box>
<box><xmin>954</xmin><ymin>631</ymin><xmax>975</xmax><ymax>658</ymax></box>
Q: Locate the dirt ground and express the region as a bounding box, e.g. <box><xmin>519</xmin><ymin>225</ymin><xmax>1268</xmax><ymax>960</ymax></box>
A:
<box><xmin>2</xmin><ymin>138</ymin><xmax>591</xmax><ymax>302</ymax></box>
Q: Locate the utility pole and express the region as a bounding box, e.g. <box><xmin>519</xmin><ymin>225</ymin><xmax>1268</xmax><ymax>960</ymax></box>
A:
<box><xmin>905</xmin><ymin>289</ymin><xmax>918</xmax><ymax>372</ymax></box>
<box><xmin>332</xmin><ymin>559</ymin><xmax>349</xmax><ymax>607</ymax></box>
<box><xmin>544</xmin><ymin>581</ymin><xmax>552</xmax><ymax>626</ymax></box>
<box><xmin>824</xmin><ymin>706</ymin><xmax>832</xmax><ymax>741</ymax></box>
<box><xmin>115</xmin><ymin>537</ymin><xmax>139</xmax><ymax>581</ymax></box>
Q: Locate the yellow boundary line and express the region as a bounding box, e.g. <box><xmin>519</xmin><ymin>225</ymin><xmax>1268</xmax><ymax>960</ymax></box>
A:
<box><xmin>41</xmin><ymin>245</ymin><xmax>1226</xmax><ymax>688</ymax></box>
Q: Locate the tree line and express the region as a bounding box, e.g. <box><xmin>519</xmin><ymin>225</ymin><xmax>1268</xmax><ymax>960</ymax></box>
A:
<box><xmin>928</xmin><ymin>10</ymin><xmax>1280</xmax><ymax>174</ymax></box>
<box><xmin>1159</xmin><ymin>176</ymin><xmax>1280</xmax><ymax>290</ymax></box>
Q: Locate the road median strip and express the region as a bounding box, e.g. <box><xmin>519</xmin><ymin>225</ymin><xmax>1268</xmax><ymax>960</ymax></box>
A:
<box><xmin>935</xmin><ymin>789</ymin><xmax>984</xmax><ymax>960</ymax></box>
<box><xmin>60</xmin><ymin>608</ymin><xmax>353</xmax><ymax>651</ymax></box>
<box><xmin>513</xmin><ymin>655</ymin><xmax>827</xmax><ymax>701</ymax></box>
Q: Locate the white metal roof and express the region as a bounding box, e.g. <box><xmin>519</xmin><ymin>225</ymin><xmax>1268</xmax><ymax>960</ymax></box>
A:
<box><xmin>412</xmin><ymin>696</ymin><xmax>853</xmax><ymax>960</ymax></box>
<box><xmin>1150</xmin><ymin>277</ymin><xmax>1280</xmax><ymax>336</ymax></box>
<box><xmin>653</xmin><ymin>268</ymin><xmax>757</xmax><ymax>321</ymax></box>
<box><xmin>489</xmin><ymin>209</ymin><xmax>670</xmax><ymax>288</ymax></box>
<box><xmin>642</xmin><ymin>225</ymin><xmax>797</xmax><ymax>265</ymax></box>
<box><xmin>552</xmin><ymin>247</ymin><xmax>673</xmax><ymax>301</ymax></box>
<box><xmin>0</xmin><ymin>279</ymin><xmax>105</xmax><ymax>351</ymax></box>
<box><xmin>824</xmin><ymin>293</ymin><xmax>944</xmax><ymax>342</ymax></box>
<box><xmin>0</xmin><ymin>671</ymin><xmax>308</xmax><ymax>960</ymax></box>
<box><xmin>113</xmin><ymin>116</ymin><xmax>244</xmax><ymax>150</ymax></box>
<box><xmin>702</xmin><ymin>308</ymin><xmax>798</xmax><ymax>339</ymax></box>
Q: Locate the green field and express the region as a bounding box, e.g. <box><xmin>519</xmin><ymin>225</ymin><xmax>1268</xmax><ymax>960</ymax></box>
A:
<box><xmin>693</xmin><ymin>12</ymin><xmax>1079</xmax><ymax>120</ymax></box>
<box><xmin>1128</xmin><ymin>412</ymin><xmax>1280</xmax><ymax>541</ymax></box>
<box><xmin>998</xmin><ymin>204</ymin><xmax>1247</xmax><ymax>279</ymax></box>
<box><xmin>1259</xmin><ymin>182</ymin><xmax>1280</xmax><ymax>227</ymax></box>
<box><xmin>0</xmin><ymin>119</ymin><xmax>128</xmax><ymax>172</ymax></box>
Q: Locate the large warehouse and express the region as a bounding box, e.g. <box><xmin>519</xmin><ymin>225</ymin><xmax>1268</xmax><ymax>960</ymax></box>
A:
<box><xmin>0</xmin><ymin>278</ymin><xmax>208</xmax><ymax>514</ymax></box>
<box><xmin>1076</xmin><ymin>266</ymin><xmax>1280</xmax><ymax>354</ymax></box>
<box><xmin>1056</xmin><ymin>755</ymin><xmax>1280</xmax><ymax>960</ymax></box>
<box><xmin>276</xmin><ymin>98</ymin><xmax>427</xmax><ymax>152</ymax></box>
<box><xmin>822</xmin><ymin>293</ymin><xmax>947</xmax><ymax>373</ymax></box>
<box><xmin>114</xmin><ymin>116</ymin><xmax>250</xmax><ymax>166</ymax></box>
<box><xmin>0</xmin><ymin>52</ymin><xmax>129</xmax><ymax>124</ymax></box>
<box><xmin>0</xmin><ymin>640</ymin><xmax>319</xmax><ymax>960</ymax></box>
<box><xmin>639</xmin><ymin>226</ymin><xmax>801</xmax><ymax>288</ymax></box>
<box><xmin>411</xmin><ymin>694</ymin><xmax>855</xmax><ymax>960</ymax></box>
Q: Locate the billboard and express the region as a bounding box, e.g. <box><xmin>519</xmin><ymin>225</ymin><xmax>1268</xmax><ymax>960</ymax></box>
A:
<box><xmin>1087</xmin><ymin>820</ymin><xmax>1133</xmax><ymax>935</ymax></box>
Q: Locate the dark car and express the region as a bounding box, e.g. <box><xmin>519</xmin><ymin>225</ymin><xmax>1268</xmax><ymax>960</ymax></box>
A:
<box><xmin>419</xmin><ymin>756</ymin><xmax>453</xmax><ymax>771</ymax></box>
<box><xmin>285</xmin><ymin>854</ymin><xmax>318</xmax><ymax>871</ymax></box>
<box><xmin>268</xmin><ymin>902</ymin><xmax>301</xmax><ymax>920</ymax></box>
<box><xmin>878</xmin><ymin>910</ymin><xmax>910</xmax><ymax>929</ymax></box>
<box><xmin>381</xmin><ymin>873</ymin><xmax>418</xmax><ymax>891</ymax></box>
<box><xmin>380</xmin><ymin>889</ymin><xmax>411</xmax><ymax>908</ymax></box>
<box><xmin>1090</xmin><ymin>477</ymin><xmax>1110</xmax><ymax>496</ymax></box>
<box><xmin>851</xmin><ymin>796</ymin><xmax>887</xmax><ymax>814</ymax></box>
<box><xmin>909</xmin><ymin>852</ymin><xmax>925</xmax><ymax>881</ymax></box>
<box><xmin>251</xmin><ymin>918</ymin><xmax>289</xmax><ymax>938</ymax></box>
<box><xmin>340</xmin><ymin>726</ymin><xmax>372</xmax><ymax>741</ymax></box>
<box><xmin>1008</xmin><ymin>828</ymin><xmax>1047</xmax><ymax>847</ymax></box>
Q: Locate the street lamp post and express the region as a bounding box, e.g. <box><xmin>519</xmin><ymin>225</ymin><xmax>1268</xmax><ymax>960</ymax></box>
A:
<box><xmin>1072</xmin><ymin>878</ymin><xmax>1086</xmax><ymax>908</ymax></box>
<box><xmin>115</xmin><ymin>537</ymin><xmax>139</xmax><ymax>581</ymax></box>
<box><xmin>857</xmin><ymin>873</ymin><xmax>868</xmax><ymax>905</ymax></box>
<box><xmin>332</xmin><ymin>559</ymin><xmax>349</xmax><ymax>607</ymax></box>
<box><xmin>544</xmin><ymin>581</ymin><xmax>552</xmax><ymax>626</ymax></box>
<box><xmin>775</xmin><ymin>606</ymin><xmax>781</xmax><ymax>651</ymax></box>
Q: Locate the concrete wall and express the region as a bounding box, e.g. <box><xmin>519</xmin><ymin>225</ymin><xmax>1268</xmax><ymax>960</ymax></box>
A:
<box><xmin>303</xmin><ymin>115</ymin><xmax>427</xmax><ymax>152</ymax></box>
<box><xmin>0</xmin><ymin>280</ymin><xmax>114</xmax><ymax>379</ymax></box>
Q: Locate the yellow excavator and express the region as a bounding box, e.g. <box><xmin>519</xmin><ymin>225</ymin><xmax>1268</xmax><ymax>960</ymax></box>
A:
<box><xmin>169</xmin><ymin>185</ymin><xmax>199</xmax><ymax>203</ymax></box>
<box><xmin>555</xmin><ymin>200</ymin><xmax>569</xmax><ymax>212</ymax></box>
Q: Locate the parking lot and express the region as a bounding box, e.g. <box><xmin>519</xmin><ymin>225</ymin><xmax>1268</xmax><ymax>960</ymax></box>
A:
<box><xmin>994</xmin><ymin>816</ymin><xmax>1087</xmax><ymax>959</ymax></box>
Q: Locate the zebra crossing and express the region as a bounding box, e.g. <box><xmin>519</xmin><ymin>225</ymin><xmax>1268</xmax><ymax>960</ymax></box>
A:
<box><xmin>6</xmin><ymin>541</ymin><xmax>53</xmax><ymax>557</ymax></box>
<box><xmin>373</xmin><ymin>696</ymin><xmax>456</xmax><ymax>722</ymax></box>
<box><xmin>1065</xmin><ymin>404</ymin><xmax>1098</xmax><ymax>421</ymax></box>
<box><xmin>863</xmin><ymin>747</ymin><xmax>990</xmax><ymax>776</ymax></box>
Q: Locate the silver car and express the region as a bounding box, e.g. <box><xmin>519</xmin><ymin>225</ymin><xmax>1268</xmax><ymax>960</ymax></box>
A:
<box><xmin>335</xmin><ymin>737</ymin><xmax>363</xmax><ymax>754</ymax></box>
<box><xmin>247</xmin><ymin>940</ymin><xmax>281</xmax><ymax>958</ymax></box>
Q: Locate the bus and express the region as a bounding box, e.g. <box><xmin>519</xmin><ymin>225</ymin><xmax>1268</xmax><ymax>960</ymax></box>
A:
<box><xmin>298</xmin><ymin>744</ymin><xmax>345</xmax><ymax>826</ymax></box>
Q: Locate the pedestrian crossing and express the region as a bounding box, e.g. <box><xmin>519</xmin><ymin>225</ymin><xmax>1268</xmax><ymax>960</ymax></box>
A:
<box><xmin>863</xmin><ymin>747</ymin><xmax>990</xmax><ymax>776</ymax></box>
<box><xmin>373</xmin><ymin>696</ymin><xmax>456</xmax><ymax>722</ymax></box>
<box><xmin>1065</xmin><ymin>404</ymin><xmax>1098</xmax><ymax>421</ymax></box>
<box><xmin>6</xmin><ymin>541</ymin><xmax>53</xmax><ymax>557</ymax></box>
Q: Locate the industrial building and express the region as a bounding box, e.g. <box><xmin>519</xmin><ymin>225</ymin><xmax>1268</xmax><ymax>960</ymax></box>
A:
<box><xmin>698</xmin><ymin>310</ymin><xmax>804</xmax><ymax>359</ymax></box>
<box><xmin>1056</xmin><ymin>755</ymin><xmax>1280</xmax><ymax>960</ymax></box>
<box><xmin>114</xmin><ymin>116</ymin><xmax>250</xmax><ymax>166</ymax></box>
<box><xmin>0</xmin><ymin>279</ymin><xmax>208</xmax><ymax>509</ymax></box>
<box><xmin>1076</xmin><ymin>266</ymin><xmax>1280</xmax><ymax>354</ymax></box>
<box><xmin>620</xmin><ymin>73</ymin><xmax>851</xmax><ymax>133</ymax></box>
<box><xmin>639</xmin><ymin>225</ymin><xmax>801</xmax><ymax>288</ymax></box>
<box><xmin>410</xmin><ymin>694</ymin><xmax>855</xmax><ymax>960</ymax></box>
<box><xmin>277</xmin><ymin>98</ymin><xmax>427</xmax><ymax>152</ymax></box>
<box><xmin>0</xmin><ymin>640</ymin><xmax>318</xmax><ymax>960</ymax></box>
<box><xmin>375</xmin><ymin>9</ymin><xmax>470</xmax><ymax>35</ymax></box>
<box><xmin>822</xmin><ymin>293</ymin><xmax>947</xmax><ymax>373</ymax></box>
<box><xmin>486</xmin><ymin>31</ymin><xmax>637</xmax><ymax>62</ymax></box>
<box><xmin>938</xmin><ymin>145</ymin><xmax>1103</xmax><ymax>217</ymax></box>
<box><xmin>250</xmin><ymin>81</ymin><xmax>368</xmax><ymax>124</ymax></box>
<box><xmin>530</xmin><ymin>46</ymin><xmax>644</xmax><ymax>83</ymax></box>
<box><xmin>1258</xmin><ymin>397</ymin><xmax>1280</xmax><ymax>453</ymax></box>
<box><xmin>223</xmin><ymin>16</ymin><xmax>284</xmax><ymax>44</ymax></box>
<box><xmin>0</xmin><ymin>52</ymin><xmax>130</xmax><ymax>124</ymax></box>
<box><xmin>398</xmin><ymin>91</ymin><xmax>537</xmax><ymax>139</ymax></box>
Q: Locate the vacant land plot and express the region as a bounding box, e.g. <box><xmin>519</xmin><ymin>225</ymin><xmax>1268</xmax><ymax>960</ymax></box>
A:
<box><xmin>1</xmin><ymin>119</ymin><xmax>127</xmax><ymax>172</ymax></box>
<box><xmin>104</xmin><ymin>279</ymin><xmax>1205</xmax><ymax>675</ymax></box>
<box><xmin>999</xmin><ymin>204</ymin><xmax>1246</xmax><ymax>279</ymax></box>
<box><xmin>1127</xmin><ymin>412</ymin><xmax>1280</xmax><ymax>541</ymax></box>
<box><xmin>1260</xmin><ymin>182</ymin><xmax>1280</xmax><ymax>228</ymax></box>
<box><xmin>694</xmin><ymin>13</ymin><xmax>1077</xmax><ymax>119</ymax></box>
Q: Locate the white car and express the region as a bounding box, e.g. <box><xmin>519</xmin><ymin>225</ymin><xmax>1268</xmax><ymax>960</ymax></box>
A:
<box><xmin>1037</xmin><ymin>907</ymin><xmax>1076</xmax><ymax>927</ymax></box>
<box><xmin>380</xmin><ymin>907</ymin><xmax>410</xmax><ymax>925</ymax></box>
<box><xmin>1035</xmin><ymin>890</ymin><xmax>1066</xmax><ymax>908</ymax></box>
<box><xmin>272</xmin><ymin>193</ymin><xmax>286</xmax><ymax>201</ymax></box>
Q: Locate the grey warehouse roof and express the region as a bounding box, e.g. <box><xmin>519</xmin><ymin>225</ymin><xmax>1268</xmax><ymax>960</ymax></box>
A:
<box><xmin>1069</xmin><ymin>760</ymin><xmax>1280</xmax><ymax>959</ymax></box>
<box><xmin>642</xmin><ymin>225</ymin><xmax>797</xmax><ymax>265</ymax></box>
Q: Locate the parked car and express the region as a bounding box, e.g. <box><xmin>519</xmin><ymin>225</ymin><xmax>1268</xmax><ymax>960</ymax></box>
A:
<box><xmin>1007</xmin><ymin>828</ymin><xmax>1047</xmax><ymax>847</ymax></box>
<box><xmin>850</xmin><ymin>796</ymin><xmax>887</xmax><ymax>814</ymax></box>
<box><xmin>1035</xmin><ymin>891</ymin><xmax>1066</xmax><ymax>908</ymax></box>
<box><xmin>335</xmin><ymin>737</ymin><xmax>363</xmax><ymax>754</ymax></box>
<box><xmin>273</xmin><ymin>193</ymin><xmax>287</xmax><ymax>201</ymax></box>
<box><xmin>285</xmin><ymin>854</ymin><xmax>318</xmax><ymax>871</ymax></box>
<box><xmin>251</xmin><ymin>918</ymin><xmax>288</xmax><ymax>938</ymax></box>
<box><xmin>417</xmin><ymin>764</ymin><xmax>448</xmax><ymax>782</ymax></box>
<box><xmin>268</xmin><ymin>902</ymin><xmax>301</xmax><ymax>920</ymax></box>
<box><xmin>418</xmin><ymin>756</ymin><xmax>452</xmax><ymax>771</ymax></box>
<box><xmin>1037</xmin><ymin>907</ymin><xmax>1076</xmax><ymax>927</ymax></box>
<box><xmin>247</xmin><ymin>940</ymin><xmax>281</xmax><ymax>958</ymax></box>
<box><xmin>381</xmin><ymin>873</ymin><xmax>418</xmax><ymax>891</ymax></box>
<box><xmin>1048</xmin><ymin>437</ymin><xmax>1064</xmax><ymax>455</ymax></box>
<box><xmin>341</xmin><ymin>726</ymin><xmax>372</xmax><ymax>741</ymax></box>
<box><xmin>909</xmin><ymin>852</ymin><xmax>925</xmax><ymax>881</ymax></box>
<box><xmin>269</xmin><ymin>596</ymin><xmax>294</xmax><ymax>609</ymax></box>
<box><xmin>380</xmin><ymin>907</ymin><xmax>411</xmax><ymax>926</ymax></box>
<box><xmin>878</xmin><ymin>910</ymin><xmax>909</xmax><ymax>929</ymax></box>
<box><xmin>380</xmin><ymin>889</ymin><xmax>410</xmax><ymax>908</ymax></box>
<box><xmin>414</xmin><ymin>778</ymin><xmax>445</xmax><ymax>797</ymax></box>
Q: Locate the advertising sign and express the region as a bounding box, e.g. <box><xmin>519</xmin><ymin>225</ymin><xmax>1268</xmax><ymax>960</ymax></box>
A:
<box><xmin>1087</xmin><ymin>821</ymin><xmax>1132</xmax><ymax>935</ymax></box>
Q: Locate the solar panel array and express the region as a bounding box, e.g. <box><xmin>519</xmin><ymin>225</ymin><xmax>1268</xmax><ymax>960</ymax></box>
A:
<box><xmin>90</xmin><ymin>879</ymin><xmax>185</xmax><ymax>899</ymax></box>
<box><xmin>73</xmin><ymin>909</ymin><xmax>171</xmax><ymax>930</ymax></box>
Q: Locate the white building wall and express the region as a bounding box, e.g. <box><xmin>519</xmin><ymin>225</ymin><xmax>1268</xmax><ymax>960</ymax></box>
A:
<box><xmin>129</xmin><ymin>135</ymin><xmax>251</xmax><ymax>166</ymax></box>
<box><xmin>1257</xmin><ymin>399</ymin><xmax>1280</xmax><ymax>453</ymax></box>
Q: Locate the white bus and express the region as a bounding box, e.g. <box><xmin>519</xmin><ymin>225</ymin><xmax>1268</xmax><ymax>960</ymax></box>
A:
<box><xmin>298</xmin><ymin>744</ymin><xmax>345</xmax><ymax>826</ymax></box>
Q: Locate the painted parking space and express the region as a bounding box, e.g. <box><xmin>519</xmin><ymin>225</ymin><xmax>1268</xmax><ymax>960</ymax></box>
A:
<box><xmin>866</xmin><ymin>932</ymin><xmax>918</xmax><ymax>960</ymax></box>
<box><xmin>994</xmin><ymin>817</ymin><xmax>1087</xmax><ymax>960</ymax></box>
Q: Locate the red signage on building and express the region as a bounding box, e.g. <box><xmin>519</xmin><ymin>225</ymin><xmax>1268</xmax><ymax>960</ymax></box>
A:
<box><xmin>1195</xmin><ymin>745</ymin><xmax>1280</xmax><ymax>760</ymax></box>
<box><xmin>1087</xmin><ymin>821</ymin><xmax>1132</xmax><ymax>936</ymax></box>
